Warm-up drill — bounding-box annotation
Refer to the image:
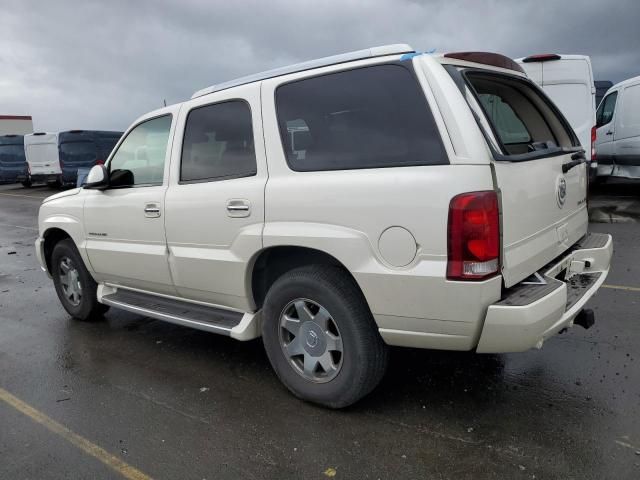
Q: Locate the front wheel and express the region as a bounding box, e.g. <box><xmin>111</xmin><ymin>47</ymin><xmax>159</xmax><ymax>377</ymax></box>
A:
<box><xmin>51</xmin><ymin>239</ymin><xmax>109</xmax><ymax>321</ymax></box>
<box><xmin>262</xmin><ymin>265</ymin><xmax>388</xmax><ymax>408</ymax></box>
<box><xmin>21</xmin><ymin>179</ymin><xmax>32</xmax><ymax>188</ymax></box>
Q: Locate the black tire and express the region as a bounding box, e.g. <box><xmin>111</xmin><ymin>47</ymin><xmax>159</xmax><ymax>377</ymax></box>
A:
<box><xmin>262</xmin><ymin>265</ymin><xmax>388</xmax><ymax>408</ymax></box>
<box><xmin>21</xmin><ymin>180</ymin><xmax>32</xmax><ymax>188</ymax></box>
<box><xmin>51</xmin><ymin>239</ymin><xmax>109</xmax><ymax>321</ymax></box>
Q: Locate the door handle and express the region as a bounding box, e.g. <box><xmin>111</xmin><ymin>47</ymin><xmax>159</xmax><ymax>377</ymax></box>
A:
<box><xmin>144</xmin><ymin>203</ymin><xmax>161</xmax><ymax>218</ymax></box>
<box><xmin>226</xmin><ymin>199</ymin><xmax>251</xmax><ymax>217</ymax></box>
<box><xmin>606</xmin><ymin>130</ymin><xmax>614</xmax><ymax>135</ymax></box>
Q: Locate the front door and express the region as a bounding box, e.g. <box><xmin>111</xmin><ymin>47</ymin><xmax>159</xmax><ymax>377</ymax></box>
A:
<box><xmin>164</xmin><ymin>83</ymin><xmax>267</xmax><ymax>311</ymax></box>
<box><xmin>84</xmin><ymin>111</ymin><xmax>178</xmax><ymax>295</ymax></box>
<box><xmin>595</xmin><ymin>90</ymin><xmax>618</xmax><ymax>174</ymax></box>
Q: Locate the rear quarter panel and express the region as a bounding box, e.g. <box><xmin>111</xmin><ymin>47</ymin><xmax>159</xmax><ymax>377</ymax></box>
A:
<box><xmin>260</xmin><ymin>58</ymin><xmax>501</xmax><ymax>349</ymax></box>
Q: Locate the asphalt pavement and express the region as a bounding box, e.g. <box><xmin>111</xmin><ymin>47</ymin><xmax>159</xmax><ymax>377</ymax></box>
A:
<box><xmin>0</xmin><ymin>181</ymin><xmax>639</xmax><ymax>480</ymax></box>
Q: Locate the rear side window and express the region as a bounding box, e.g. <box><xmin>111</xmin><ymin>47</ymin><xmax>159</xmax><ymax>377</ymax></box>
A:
<box><xmin>596</xmin><ymin>91</ymin><xmax>617</xmax><ymax>127</ymax></box>
<box><xmin>275</xmin><ymin>64</ymin><xmax>447</xmax><ymax>171</ymax></box>
<box><xmin>181</xmin><ymin>101</ymin><xmax>256</xmax><ymax>182</ymax></box>
<box><xmin>466</xmin><ymin>72</ymin><xmax>576</xmax><ymax>156</ymax></box>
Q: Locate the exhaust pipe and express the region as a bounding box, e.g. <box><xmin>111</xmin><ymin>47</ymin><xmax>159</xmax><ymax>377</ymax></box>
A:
<box><xmin>574</xmin><ymin>308</ymin><xmax>595</xmax><ymax>330</ymax></box>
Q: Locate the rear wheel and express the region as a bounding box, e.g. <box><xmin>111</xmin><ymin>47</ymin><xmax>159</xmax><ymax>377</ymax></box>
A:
<box><xmin>51</xmin><ymin>239</ymin><xmax>108</xmax><ymax>321</ymax></box>
<box><xmin>262</xmin><ymin>265</ymin><xmax>388</xmax><ymax>408</ymax></box>
<box><xmin>21</xmin><ymin>179</ymin><xmax>32</xmax><ymax>188</ymax></box>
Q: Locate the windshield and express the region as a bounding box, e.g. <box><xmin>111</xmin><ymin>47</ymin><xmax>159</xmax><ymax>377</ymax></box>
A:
<box><xmin>60</xmin><ymin>141</ymin><xmax>97</xmax><ymax>163</ymax></box>
<box><xmin>0</xmin><ymin>145</ymin><xmax>26</xmax><ymax>165</ymax></box>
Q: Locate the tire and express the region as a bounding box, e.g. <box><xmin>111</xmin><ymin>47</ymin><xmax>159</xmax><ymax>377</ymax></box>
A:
<box><xmin>51</xmin><ymin>239</ymin><xmax>109</xmax><ymax>321</ymax></box>
<box><xmin>21</xmin><ymin>180</ymin><xmax>32</xmax><ymax>188</ymax></box>
<box><xmin>262</xmin><ymin>265</ymin><xmax>388</xmax><ymax>408</ymax></box>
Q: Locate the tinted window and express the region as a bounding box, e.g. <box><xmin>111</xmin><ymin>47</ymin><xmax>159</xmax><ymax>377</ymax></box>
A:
<box><xmin>181</xmin><ymin>101</ymin><xmax>256</xmax><ymax>182</ymax></box>
<box><xmin>467</xmin><ymin>72</ymin><xmax>575</xmax><ymax>156</ymax></box>
<box><xmin>275</xmin><ymin>64</ymin><xmax>447</xmax><ymax>171</ymax></box>
<box><xmin>596</xmin><ymin>91</ymin><xmax>617</xmax><ymax>127</ymax></box>
<box><xmin>478</xmin><ymin>94</ymin><xmax>531</xmax><ymax>144</ymax></box>
<box><xmin>108</xmin><ymin>115</ymin><xmax>172</xmax><ymax>187</ymax></box>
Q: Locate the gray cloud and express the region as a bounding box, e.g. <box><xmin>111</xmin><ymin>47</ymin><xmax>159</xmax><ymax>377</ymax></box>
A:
<box><xmin>1</xmin><ymin>0</ymin><xmax>638</xmax><ymax>131</ymax></box>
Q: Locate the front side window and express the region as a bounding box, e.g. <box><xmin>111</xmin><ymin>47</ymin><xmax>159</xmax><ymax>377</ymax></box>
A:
<box><xmin>108</xmin><ymin>115</ymin><xmax>172</xmax><ymax>187</ymax></box>
<box><xmin>275</xmin><ymin>64</ymin><xmax>447</xmax><ymax>171</ymax></box>
<box><xmin>181</xmin><ymin>101</ymin><xmax>256</xmax><ymax>182</ymax></box>
<box><xmin>596</xmin><ymin>91</ymin><xmax>618</xmax><ymax>127</ymax></box>
<box><xmin>466</xmin><ymin>72</ymin><xmax>575</xmax><ymax>156</ymax></box>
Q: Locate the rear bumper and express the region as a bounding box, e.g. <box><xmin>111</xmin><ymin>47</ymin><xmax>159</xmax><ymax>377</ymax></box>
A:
<box><xmin>30</xmin><ymin>174</ymin><xmax>61</xmax><ymax>184</ymax></box>
<box><xmin>476</xmin><ymin>232</ymin><xmax>612</xmax><ymax>353</ymax></box>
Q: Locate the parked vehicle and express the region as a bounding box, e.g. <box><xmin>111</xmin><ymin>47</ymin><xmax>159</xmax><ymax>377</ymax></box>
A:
<box><xmin>36</xmin><ymin>45</ymin><xmax>612</xmax><ymax>407</ymax></box>
<box><xmin>516</xmin><ymin>54</ymin><xmax>597</xmax><ymax>180</ymax></box>
<box><xmin>23</xmin><ymin>132</ymin><xmax>62</xmax><ymax>187</ymax></box>
<box><xmin>58</xmin><ymin>130</ymin><xmax>123</xmax><ymax>185</ymax></box>
<box><xmin>594</xmin><ymin>75</ymin><xmax>640</xmax><ymax>180</ymax></box>
<box><xmin>595</xmin><ymin>80</ymin><xmax>613</xmax><ymax>108</ymax></box>
<box><xmin>0</xmin><ymin>135</ymin><xmax>30</xmax><ymax>186</ymax></box>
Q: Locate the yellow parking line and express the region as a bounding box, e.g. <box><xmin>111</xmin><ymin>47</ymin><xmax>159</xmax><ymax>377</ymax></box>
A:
<box><xmin>0</xmin><ymin>387</ymin><xmax>153</xmax><ymax>480</ymax></box>
<box><xmin>602</xmin><ymin>284</ymin><xmax>640</xmax><ymax>293</ymax></box>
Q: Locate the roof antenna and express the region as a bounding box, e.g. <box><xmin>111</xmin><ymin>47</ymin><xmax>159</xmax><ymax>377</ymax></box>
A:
<box><xmin>163</xmin><ymin>99</ymin><xmax>167</xmax><ymax>107</ymax></box>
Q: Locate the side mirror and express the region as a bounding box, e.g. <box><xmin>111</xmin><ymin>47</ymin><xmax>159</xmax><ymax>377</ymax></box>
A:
<box><xmin>83</xmin><ymin>165</ymin><xmax>109</xmax><ymax>189</ymax></box>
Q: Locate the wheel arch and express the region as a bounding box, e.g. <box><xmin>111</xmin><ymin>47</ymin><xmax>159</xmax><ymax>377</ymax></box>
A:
<box><xmin>249</xmin><ymin>245</ymin><xmax>368</xmax><ymax>311</ymax></box>
<box><xmin>42</xmin><ymin>227</ymin><xmax>73</xmax><ymax>274</ymax></box>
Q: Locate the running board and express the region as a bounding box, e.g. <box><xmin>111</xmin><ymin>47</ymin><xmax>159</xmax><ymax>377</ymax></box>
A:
<box><xmin>98</xmin><ymin>286</ymin><xmax>261</xmax><ymax>341</ymax></box>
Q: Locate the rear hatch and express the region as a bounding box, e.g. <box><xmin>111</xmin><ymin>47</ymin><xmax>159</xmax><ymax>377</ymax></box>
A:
<box><xmin>25</xmin><ymin>134</ymin><xmax>61</xmax><ymax>175</ymax></box>
<box><xmin>446</xmin><ymin>64</ymin><xmax>589</xmax><ymax>287</ymax></box>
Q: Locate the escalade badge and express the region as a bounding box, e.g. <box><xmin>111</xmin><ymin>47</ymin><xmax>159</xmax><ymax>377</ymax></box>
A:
<box><xmin>556</xmin><ymin>177</ymin><xmax>567</xmax><ymax>208</ymax></box>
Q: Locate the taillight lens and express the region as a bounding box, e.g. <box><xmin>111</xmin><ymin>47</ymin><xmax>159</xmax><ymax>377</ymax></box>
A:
<box><xmin>447</xmin><ymin>191</ymin><xmax>500</xmax><ymax>281</ymax></box>
<box><xmin>95</xmin><ymin>159</ymin><xmax>104</xmax><ymax>165</ymax></box>
<box><xmin>591</xmin><ymin>126</ymin><xmax>597</xmax><ymax>161</ymax></box>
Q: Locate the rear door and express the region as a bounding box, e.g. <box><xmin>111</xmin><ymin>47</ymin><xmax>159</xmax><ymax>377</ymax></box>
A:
<box><xmin>541</xmin><ymin>59</ymin><xmax>595</xmax><ymax>161</ymax></box>
<box><xmin>459</xmin><ymin>70</ymin><xmax>588</xmax><ymax>286</ymax></box>
<box><xmin>26</xmin><ymin>135</ymin><xmax>61</xmax><ymax>175</ymax></box>
<box><xmin>163</xmin><ymin>83</ymin><xmax>266</xmax><ymax>311</ymax></box>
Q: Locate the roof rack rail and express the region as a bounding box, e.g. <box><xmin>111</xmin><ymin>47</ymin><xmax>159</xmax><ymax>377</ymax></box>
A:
<box><xmin>192</xmin><ymin>44</ymin><xmax>414</xmax><ymax>99</ymax></box>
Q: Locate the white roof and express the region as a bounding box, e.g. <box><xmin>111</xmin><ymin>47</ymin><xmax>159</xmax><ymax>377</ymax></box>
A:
<box><xmin>192</xmin><ymin>44</ymin><xmax>414</xmax><ymax>98</ymax></box>
<box><xmin>608</xmin><ymin>74</ymin><xmax>640</xmax><ymax>91</ymax></box>
<box><xmin>24</xmin><ymin>132</ymin><xmax>58</xmax><ymax>145</ymax></box>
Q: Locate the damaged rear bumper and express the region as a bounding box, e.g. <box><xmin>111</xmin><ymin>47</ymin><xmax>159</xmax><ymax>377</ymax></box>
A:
<box><xmin>476</xmin><ymin>232</ymin><xmax>612</xmax><ymax>353</ymax></box>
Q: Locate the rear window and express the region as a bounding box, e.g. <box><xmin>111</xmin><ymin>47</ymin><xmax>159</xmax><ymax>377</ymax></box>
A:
<box><xmin>459</xmin><ymin>70</ymin><xmax>577</xmax><ymax>158</ymax></box>
<box><xmin>275</xmin><ymin>64</ymin><xmax>447</xmax><ymax>171</ymax></box>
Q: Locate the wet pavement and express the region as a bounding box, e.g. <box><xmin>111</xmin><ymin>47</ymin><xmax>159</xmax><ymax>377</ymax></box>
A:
<box><xmin>0</xmin><ymin>181</ymin><xmax>639</xmax><ymax>480</ymax></box>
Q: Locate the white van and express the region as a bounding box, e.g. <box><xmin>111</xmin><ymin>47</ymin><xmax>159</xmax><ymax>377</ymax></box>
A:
<box><xmin>594</xmin><ymin>75</ymin><xmax>640</xmax><ymax>180</ymax></box>
<box><xmin>516</xmin><ymin>54</ymin><xmax>597</xmax><ymax>179</ymax></box>
<box><xmin>24</xmin><ymin>132</ymin><xmax>62</xmax><ymax>186</ymax></box>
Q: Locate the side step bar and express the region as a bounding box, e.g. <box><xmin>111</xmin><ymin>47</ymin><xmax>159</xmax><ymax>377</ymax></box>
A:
<box><xmin>98</xmin><ymin>286</ymin><xmax>261</xmax><ymax>341</ymax></box>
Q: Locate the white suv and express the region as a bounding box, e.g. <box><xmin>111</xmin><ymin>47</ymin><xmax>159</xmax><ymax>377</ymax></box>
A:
<box><xmin>36</xmin><ymin>45</ymin><xmax>612</xmax><ymax>407</ymax></box>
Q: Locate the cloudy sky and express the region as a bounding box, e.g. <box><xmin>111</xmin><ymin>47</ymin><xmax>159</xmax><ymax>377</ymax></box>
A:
<box><xmin>1</xmin><ymin>0</ymin><xmax>638</xmax><ymax>132</ymax></box>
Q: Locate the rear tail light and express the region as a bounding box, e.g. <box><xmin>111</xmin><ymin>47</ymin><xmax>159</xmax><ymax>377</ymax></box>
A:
<box><xmin>447</xmin><ymin>191</ymin><xmax>500</xmax><ymax>281</ymax></box>
<box><xmin>591</xmin><ymin>126</ymin><xmax>597</xmax><ymax>161</ymax></box>
<box><xmin>95</xmin><ymin>159</ymin><xmax>104</xmax><ymax>165</ymax></box>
